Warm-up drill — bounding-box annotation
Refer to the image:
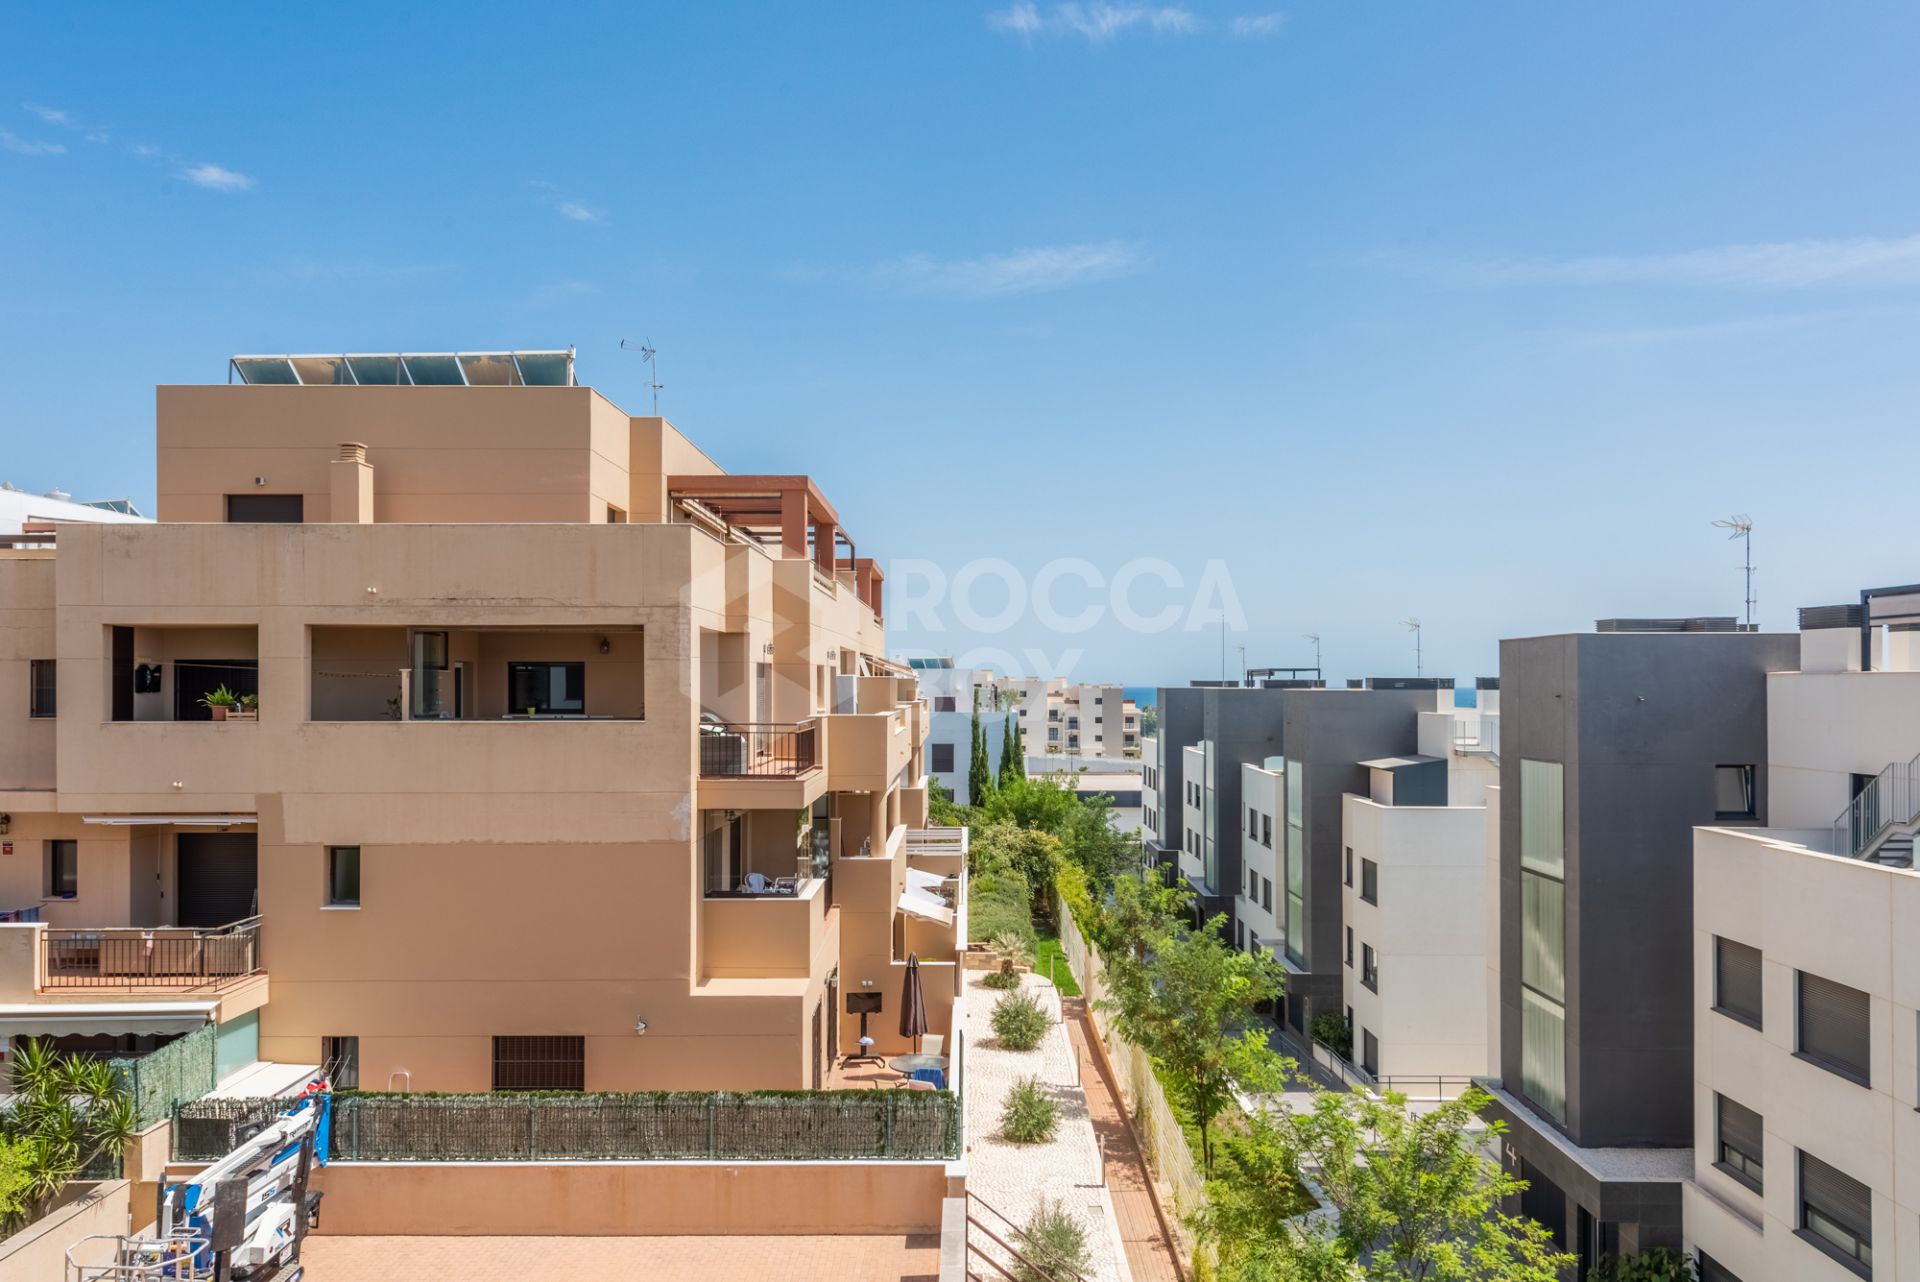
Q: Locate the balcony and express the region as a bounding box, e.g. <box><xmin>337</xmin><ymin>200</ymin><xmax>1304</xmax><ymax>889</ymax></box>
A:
<box><xmin>43</xmin><ymin>917</ymin><xmax>263</xmax><ymax>992</ymax></box>
<box><xmin>698</xmin><ymin>719</ymin><xmax>825</xmax><ymax>809</ymax></box>
<box><xmin>701</xmin><ymin>878</ymin><xmax>833</xmax><ymax>979</ymax></box>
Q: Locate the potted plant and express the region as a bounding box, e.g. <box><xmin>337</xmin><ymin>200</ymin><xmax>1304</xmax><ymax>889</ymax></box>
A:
<box><xmin>229</xmin><ymin>692</ymin><xmax>259</xmax><ymax>721</ymax></box>
<box><xmin>198</xmin><ymin>684</ymin><xmax>239</xmax><ymax>722</ymax></box>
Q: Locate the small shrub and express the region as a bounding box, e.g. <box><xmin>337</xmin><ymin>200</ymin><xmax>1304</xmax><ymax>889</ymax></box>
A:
<box><xmin>999</xmin><ymin>1076</ymin><xmax>1059</xmax><ymax>1143</ymax></box>
<box><xmin>1011</xmin><ymin>1197</ymin><xmax>1091</xmax><ymax>1282</ymax></box>
<box><xmin>991</xmin><ymin>990</ymin><xmax>1050</xmax><ymax>1050</ymax></box>
<box><xmin>1310</xmin><ymin>1010</ymin><xmax>1352</xmax><ymax>1059</ymax></box>
<box><xmin>981</xmin><ymin>968</ymin><xmax>1023</xmax><ymax>991</ymax></box>
<box><xmin>1589</xmin><ymin>1249</ymin><xmax>1697</xmax><ymax>1282</ymax></box>
<box><xmin>989</xmin><ymin>930</ymin><xmax>1035</xmax><ymax>967</ymax></box>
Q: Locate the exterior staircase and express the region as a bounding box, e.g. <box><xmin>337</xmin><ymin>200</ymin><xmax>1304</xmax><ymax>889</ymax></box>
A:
<box><xmin>1832</xmin><ymin>750</ymin><xmax>1920</xmax><ymax>869</ymax></box>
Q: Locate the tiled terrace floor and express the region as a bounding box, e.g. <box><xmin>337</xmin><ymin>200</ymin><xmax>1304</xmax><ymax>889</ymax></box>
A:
<box><xmin>302</xmin><ymin>1234</ymin><xmax>941</xmax><ymax>1281</ymax></box>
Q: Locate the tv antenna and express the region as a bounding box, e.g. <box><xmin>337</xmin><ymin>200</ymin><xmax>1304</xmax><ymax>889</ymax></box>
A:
<box><xmin>1303</xmin><ymin>632</ymin><xmax>1321</xmax><ymax>675</ymax></box>
<box><xmin>1234</xmin><ymin>643</ymin><xmax>1247</xmax><ymax>685</ymax></box>
<box><xmin>1402</xmin><ymin>618</ymin><xmax>1423</xmax><ymax>677</ymax></box>
<box><xmin>1712</xmin><ymin>514</ymin><xmax>1755</xmax><ymax>628</ymax></box>
<box><xmin>620</xmin><ymin>338</ymin><xmax>663</xmax><ymax>415</ymax></box>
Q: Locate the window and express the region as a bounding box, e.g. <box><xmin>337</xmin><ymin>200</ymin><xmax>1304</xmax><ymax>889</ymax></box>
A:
<box><xmin>47</xmin><ymin>840</ymin><xmax>77</xmax><ymax>898</ymax></box>
<box><xmin>1345</xmin><ymin>926</ymin><xmax>1353</xmax><ymax>966</ymax></box>
<box><xmin>492</xmin><ymin>1035</ymin><xmax>585</xmax><ymax>1091</ymax></box>
<box><xmin>1344</xmin><ymin>845</ymin><xmax>1353</xmax><ymax>886</ymax></box>
<box><xmin>1715</xmin><ymin>764</ymin><xmax>1758</xmax><ymax>820</ymax></box>
<box><xmin>1799</xmin><ymin>1149</ymin><xmax>1871</xmax><ymax>1274</ymax></box>
<box><xmin>1235</xmin><ymin>919</ymin><xmax>1245</xmax><ymax>950</ymax></box>
<box><xmin>1262</xmin><ymin>877</ymin><xmax>1272</xmax><ymax>913</ymax></box>
<box><xmin>1360</xmin><ymin>859</ymin><xmax>1378</xmax><ymax>905</ymax></box>
<box><xmin>934</xmin><ymin>696</ymin><xmax>957</xmax><ymax>712</ymax></box>
<box><xmin>1262</xmin><ymin>815</ymin><xmax>1271</xmax><ymax>848</ymax></box>
<box><xmin>1248</xmin><ymin>867</ymin><xmax>1258</xmax><ymax>901</ymax></box>
<box><xmin>1798</xmin><ymin>971</ymin><xmax>1871</xmax><ymax>1085</ymax></box>
<box><xmin>322</xmin><ymin>1035</ymin><xmax>360</xmax><ymax>1090</ymax></box>
<box><xmin>1362</xmin><ymin>944</ymin><xmax>1378</xmax><ymax>992</ymax></box>
<box><xmin>225</xmin><ymin>493</ymin><xmax>304</xmax><ymax>522</ymax></box>
<box><xmin>507</xmin><ymin>662</ymin><xmax>584</xmax><ymax>715</ymax></box>
<box><xmin>1283</xmin><ymin>761</ymin><xmax>1305</xmax><ymax>966</ymax></box>
<box><xmin>1713</xmin><ymin>936</ymin><xmax>1762</xmax><ymax>1028</ymax></box>
<box><xmin>1518</xmin><ymin>758</ymin><xmax>1567</xmax><ymax>1120</ymax></box>
<box><xmin>29</xmin><ymin>660</ymin><xmax>55</xmax><ymax>718</ymax></box>
<box><xmin>931</xmin><ymin>743</ymin><xmax>955</xmax><ymax>773</ymax></box>
<box><xmin>1248</xmin><ymin>807</ymin><xmax>1258</xmax><ymax>839</ymax></box>
<box><xmin>1048</xmin><ymin>728</ymin><xmax>1059</xmax><ymax>742</ymax></box>
<box><xmin>1698</xmin><ymin>1257</ymin><xmax>1746</xmax><ymax>1282</ymax></box>
<box><xmin>1361</xmin><ymin>1028</ymin><xmax>1379</xmax><ymax>1076</ymax></box>
<box><xmin>326</xmin><ymin>846</ymin><xmax>361</xmax><ymax>906</ymax></box>
<box><xmin>1715</xmin><ymin>1093</ymin><xmax>1763</xmax><ymax>1193</ymax></box>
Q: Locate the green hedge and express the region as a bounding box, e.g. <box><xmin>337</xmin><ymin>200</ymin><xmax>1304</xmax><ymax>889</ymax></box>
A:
<box><xmin>176</xmin><ymin>1089</ymin><xmax>960</xmax><ymax>1163</ymax></box>
<box><xmin>969</xmin><ymin>870</ymin><xmax>1034</xmax><ymax>945</ymax></box>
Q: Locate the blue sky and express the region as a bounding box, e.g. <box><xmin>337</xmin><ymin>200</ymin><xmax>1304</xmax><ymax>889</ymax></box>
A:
<box><xmin>4</xmin><ymin>3</ymin><xmax>1919</xmax><ymax>685</ymax></box>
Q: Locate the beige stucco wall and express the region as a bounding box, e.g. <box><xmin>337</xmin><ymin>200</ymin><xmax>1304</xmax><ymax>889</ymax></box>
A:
<box><xmin>0</xmin><ymin>1180</ymin><xmax>131</xmax><ymax>1282</ymax></box>
<box><xmin>0</xmin><ymin>557</ymin><xmax>55</xmax><ymax>791</ymax></box>
<box><xmin>311</xmin><ymin>1160</ymin><xmax>950</xmax><ymax>1235</ymax></box>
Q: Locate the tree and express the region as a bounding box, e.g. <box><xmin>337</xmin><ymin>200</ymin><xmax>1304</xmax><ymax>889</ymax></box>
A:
<box><xmin>972</xmin><ymin>821</ymin><xmax>1065</xmax><ymax>917</ymax></box>
<box><xmin>968</xmin><ymin>688</ymin><xmax>993</xmax><ymax>804</ymax></box>
<box><xmin>0</xmin><ymin>1039</ymin><xmax>139</xmax><ymax>1231</ymax></box>
<box><xmin>1206</xmin><ymin>1085</ymin><xmax>1573</xmax><ymax>1282</ymax></box>
<box><xmin>998</xmin><ymin>713</ymin><xmax>1023</xmax><ymax>790</ymax></box>
<box><xmin>1094</xmin><ymin>870</ymin><xmax>1191</xmax><ymax>959</ymax></box>
<box><xmin>1103</xmin><ymin>913</ymin><xmax>1290</xmax><ymax>1171</ymax></box>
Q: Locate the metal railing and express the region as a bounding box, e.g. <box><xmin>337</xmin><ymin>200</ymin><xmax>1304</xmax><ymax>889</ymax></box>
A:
<box><xmin>698</xmin><ymin>720</ymin><xmax>818</xmax><ymax>777</ymax></box>
<box><xmin>1833</xmin><ymin>749</ymin><xmax>1920</xmax><ymax>860</ymax></box>
<box><xmin>1376</xmin><ymin>1074</ymin><xmax>1480</xmax><ymax>1101</ymax></box>
<box><xmin>43</xmin><ymin>916</ymin><xmax>263</xmax><ymax>990</ymax></box>
<box><xmin>1451</xmin><ymin>715</ymin><xmax>1500</xmax><ymax>756</ymax></box>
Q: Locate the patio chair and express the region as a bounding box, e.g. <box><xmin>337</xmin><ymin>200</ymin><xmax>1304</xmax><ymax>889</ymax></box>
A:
<box><xmin>909</xmin><ymin>1067</ymin><xmax>946</xmax><ymax>1090</ymax></box>
<box><xmin>741</xmin><ymin>872</ymin><xmax>771</xmax><ymax>894</ymax></box>
<box><xmin>922</xmin><ymin>1034</ymin><xmax>944</xmax><ymax>1058</ymax></box>
<box><xmin>894</xmin><ymin>1078</ymin><xmax>936</xmax><ymax>1091</ymax></box>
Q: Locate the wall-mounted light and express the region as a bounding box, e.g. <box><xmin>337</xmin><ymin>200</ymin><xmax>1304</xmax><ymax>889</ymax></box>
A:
<box><xmin>366</xmin><ymin>586</ymin><xmax>378</xmax><ymax>596</ymax></box>
<box><xmin>600</xmin><ymin>636</ymin><xmax>611</xmax><ymax>655</ymax></box>
<box><xmin>254</xmin><ymin>476</ymin><xmax>267</xmax><ymax>487</ymax></box>
<box><xmin>860</xmin><ymin>978</ymin><xmax>875</xmax><ymax>989</ymax></box>
<box><xmin>634</xmin><ymin>1019</ymin><xmax>649</xmax><ymax>1036</ymax></box>
<box><xmin>763</xmin><ymin>642</ymin><xmax>775</xmax><ymax>656</ymax></box>
<box><xmin>171</xmin><ymin>781</ymin><xmax>184</xmax><ymax>790</ymax></box>
<box><xmin>0</xmin><ymin>814</ymin><xmax>9</xmax><ymax>836</ymax></box>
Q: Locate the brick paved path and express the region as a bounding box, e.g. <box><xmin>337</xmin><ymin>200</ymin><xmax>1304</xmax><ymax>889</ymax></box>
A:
<box><xmin>302</xmin><ymin>1233</ymin><xmax>942</xmax><ymax>1281</ymax></box>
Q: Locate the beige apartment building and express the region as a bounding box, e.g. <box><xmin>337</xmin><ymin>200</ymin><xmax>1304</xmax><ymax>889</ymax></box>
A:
<box><xmin>0</xmin><ymin>351</ymin><xmax>958</xmax><ymax>1098</ymax></box>
<box><xmin>978</xmin><ymin>674</ymin><xmax>1141</xmax><ymax>760</ymax></box>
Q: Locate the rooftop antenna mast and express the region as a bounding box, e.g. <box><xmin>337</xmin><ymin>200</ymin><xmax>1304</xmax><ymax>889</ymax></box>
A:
<box><xmin>620</xmin><ymin>338</ymin><xmax>663</xmax><ymax>415</ymax></box>
<box><xmin>1234</xmin><ymin>643</ymin><xmax>1247</xmax><ymax>686</ymax></box>
<box><xmin>1712</xmin><ymin>514</ymin><xmax>1755</xmax><ymax>628</ymax></box>
<box><xmin>1402</xmin><ymin>618</ymin><xmax>1423</xmax><ymax>678</ymax></box>
<box><xmin>1304</xmin><ymin>632</ymin><xmax>1321</xmax><ymax>678</ymax></box>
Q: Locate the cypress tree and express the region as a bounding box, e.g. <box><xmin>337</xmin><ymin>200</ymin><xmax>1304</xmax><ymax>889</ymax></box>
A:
<box><xmin>998</xmin><ymin>709</ymin><xmax>1022</xmax><ymax>789</ymax></box>
<box><xmin>968</xmin><ymin>688</ymin><xmax>993</xmax><ymax>803</ymax></box>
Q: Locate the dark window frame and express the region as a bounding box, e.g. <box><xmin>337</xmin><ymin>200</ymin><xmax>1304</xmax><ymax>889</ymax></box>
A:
<box><xmin>1713</xmin><ymin>935</ymin><xmax>1763</xmax><ymax>1029</ymax></box>
<box><xmin>930</xmin><ymin>743</ymin><xmax>956</xmax><ymax>774</ymax></box>
<box><xmin>1345</xmin><ymin>926</ymin><xmax>1353</xmax><ymax>966</ymax></box>
<box><xmin>1714</xmin><ymin>763</ymin><xmax>1759</xmax><ymax>821</ymax></box>
<box><xmin>1344</xmin><ymin>845</ymin><xmax>1353</xmax><ymax>886</ymax></box>
<box><xmin>326</xmin><ymin>846</ymin><xmax>361</xmax><ymax>907</ymax></box>
<box><xmin>1360</xmin><ymin>858</ymin><xmax>1379</xmax><ymax>905</ymax></box>
<box><xmin>492</xmin><ymin>1035</ymin><xmax>586</xmax><ymax>1091</ymax></box>
<box><xmin>1798</xmin><ymin>1149</ymin><xmax>1872</xmax><ymax>1276</ymax></box>
<box><xmin>1361</xmin><ymin>943</ymin><xmax>1378</xmax><ymax>992</ymax></box>
<box><xmin>29</xmin><ymin>659</ymin><xmax>55</xmax><ymax>718</ymax></box>
<box><xmin>224</xmin><ymin>493</ymin><xmax>305</xmax><ymax>523</ymax></box>
<box><xmin>1714</xmin><ymin>1092</ymin><xmax>1764</xmax><ymax>1194</ymax></box>
<box><xmin>1262</xmin><ymin>815</ymin><xmax>1272</xmax><ymax>848</ymax></box>
<box><xmin>1262</xmin><ymin>877</ymin><xmax>1272</xmax><ymax>913</ymax></box>
<box><xmin>506</xmin><ymin>661</ymin><xmax>586</xmax><ymax>716</ymax></box>
<box><xmin>47</xmin><ymin>840</ymin><xmax>77</xmax><ymax>898</ymax></box>
<box><xmin>322</xmin><ymin>1035</ymin><xmax>360</xmax><ymax>1090</ymax></box>
<box><xmin>1797</xmin><ymin>970</ymin><xmax>1871</xmax><ymax>1087</ymax></box>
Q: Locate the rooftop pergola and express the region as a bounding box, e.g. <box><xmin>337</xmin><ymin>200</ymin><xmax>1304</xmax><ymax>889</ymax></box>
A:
<box><xmin>666</xmin><ymin>475</ymin><xmax>882</xmax><ymax>616</ymax></box>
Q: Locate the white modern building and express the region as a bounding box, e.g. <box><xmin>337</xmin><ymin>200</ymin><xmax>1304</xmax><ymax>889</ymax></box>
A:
<box><xmin>1240</xmin><ymin>760</ymin><xmax>1285</xmax><ymax>958</ymax></box>
<box><xmin>0</xmin><ymin>482</ymin><xmax>148</xmax><ymax>540</ymax></box>
<box><xmin>976</xmin><ymin>673</ymin><xmax>1141</xmax><ymax>761</ymax></box>
<box><xmin>908</xmin><ymin>657</ymin><xmax>1015</xmax><ymax>804</ymax></box>
<box><xmin>1141</xmin><ymin>737</ymin><xmax>1162</xmax><ymax>836</ymax></box>
<box><xmin>1685</xmin><ymin>596</ymin><xmax>1920</xmax><ymax>1282</ymax></box>
<box><xmin>1336</xmin><ymin>690</ymin><xmax>1498</xmax><ymax>1088</ymax></box>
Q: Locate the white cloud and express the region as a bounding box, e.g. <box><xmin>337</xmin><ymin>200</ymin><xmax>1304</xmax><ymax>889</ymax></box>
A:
<box><xmin>181</xmin><ymin>163</ymin><xmax>255</xmax><ymax>192</ymax></box>
<box><xmin>988</xmin><ymin>3</ymin><xmax>1199</xmax><ymax>41</ymax></box>
<box><xmin>22</xmin><ymin>103</ymin><xmax>69</xmax><ymax>126</ymax></box>
<box><xmin>84</xmin><ymin>131</ymin><xmax>109</xmax><ymax>144</ymax></box>
<box><xmin>528</xmin><ymin>180</ymin><xmax>607</xmax><ymax>225</ymax></box>
<box><xmin>1422</xmin><ymin>234</ymin><xmax>1920</xmax><ymax>290</ymax></box>
<box><xmin>556</xmin><ymin>201</ymin><xmax>604</xmax><ymax>224</ymax></box>
<box><xmin>1230</xmin><ymin>12</ymin><xmax>1286</xmax><ymax>37</ymax></box>
<box><xmin>0</xmin><ymin>130</ymin><xmax>65</xmax><ymax>156</ymax></box>
<box><xmin>875</xmin><ymin>240</ymin><xmax>1149</xmax><ymax>299</ymax></box>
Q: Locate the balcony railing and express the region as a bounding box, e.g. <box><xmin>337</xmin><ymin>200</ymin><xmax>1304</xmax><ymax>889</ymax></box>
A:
<box><xmin>699</xmin><ymin>721</ymin><xmax>819</xmax><ymax>777</ymax></box>
<box><xmin>42</xmin><ymin>916</ymin><xmax>262</xmax><ymax>990</ymax></box>
<box><xmin>1833</xmin><ymin>748</ymin><xmax>1920</xmax><ymax>861</ymax></box>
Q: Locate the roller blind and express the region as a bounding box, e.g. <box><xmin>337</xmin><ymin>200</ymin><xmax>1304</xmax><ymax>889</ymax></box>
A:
<box><xmin>1800</xmin><ymin>1149</ymin><xmax>1871</xmax><ymax>1265</ymax></box>
<box><xmin>1798</xmin><ymin>971</ymin><xmax>1870</xmax><ymax>1083</ymax></box>
<box><xmin>1714</xmin><ymin>936</ymin><xmax>1762</xmax><ymax>1027</ymax></box>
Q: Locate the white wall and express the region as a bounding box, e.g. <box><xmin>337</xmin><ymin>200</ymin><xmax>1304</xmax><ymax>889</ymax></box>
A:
<box><xmin>1765</xmin><ymin>669</ymin><xmax>1920</xmax><ymax>830</ymax></box>
<box><xmin>1239</xmin><ymin>763</ymin><xmax>1283</xmax><ymax>953</ymax></box>
<box><xmin>1342</xmin><ymin>793</ymin><xmax>1488</xmax><ymax>1081</ymax></box>
<box><xmin>1687</xmin><ymin>825</ymin><xmax>1920</xmax><ymax>1281</ymax></box>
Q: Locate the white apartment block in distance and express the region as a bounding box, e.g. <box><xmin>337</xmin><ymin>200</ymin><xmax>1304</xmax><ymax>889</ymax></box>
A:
<box><xmin>1686</xmin><ymin>592</ymin><xmax>1920</xmax><ymax>1282</ymax></box>
<box><xmin>976</xmin><ymin>673</ymin><xmax>1141</xmax><ymax>761</ymax></box>
<box><xmin>907</xmin><ymin>657</ymin><xmax>1013</xmax><ymax>805</ymax></box>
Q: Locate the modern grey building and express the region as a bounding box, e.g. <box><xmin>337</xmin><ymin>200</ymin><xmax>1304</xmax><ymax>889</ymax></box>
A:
<box><xmin>1480</xmin><ymin>624</ymin><xmax>1800</xmax><ymax>1272</ymax></box>
<box><xmin>1147</xmin><ymin>679</ymin><xmax>1437</xmax><ymax>1035</ymax></box>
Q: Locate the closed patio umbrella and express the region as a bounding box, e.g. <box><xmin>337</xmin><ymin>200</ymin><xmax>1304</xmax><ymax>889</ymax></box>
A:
<box><xmin>899</xmin><ymin>953</ymin><xmax>929</xmax><ymax>1052</ymax></box>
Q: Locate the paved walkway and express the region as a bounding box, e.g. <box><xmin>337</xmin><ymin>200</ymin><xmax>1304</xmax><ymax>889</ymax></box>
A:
<box><xmin>1063</xmin><ymin>998</ymin><xmax>1184</xmax><ymax>1282</ymax></box>
<box><xmin>302</xmin><ymin>1234</ymin><xmax>941</xmax><ymax>1281</ymax></box>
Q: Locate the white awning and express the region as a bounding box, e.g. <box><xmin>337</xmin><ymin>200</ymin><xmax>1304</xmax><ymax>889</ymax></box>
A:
<box><xmin>905</xmin><ymin>867</ymin><xmax>948</xmax><ymax>892</ymax></box>
<box><xmin>81</xmin><ymin>815</ymin><xmax>256</xmax><ymax>827</ymax></box>
<box><xmin>897</xmin><ymin>884</ymin><xmax>954</xmax><ymax>927</ymax></box>
<box><xmin>0</xmin><ymin>1001</ymin><xmax>217</xmax><ymax>1038</ymax></box>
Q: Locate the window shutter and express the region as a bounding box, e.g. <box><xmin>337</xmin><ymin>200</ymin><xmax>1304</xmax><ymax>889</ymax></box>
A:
<box><xmin>1714</xmin><ymin>936</ymin><xmax>1763</xmax><ymax>1026</ymax></box>
<box><xmin>1798</xmin><ymin>971</ymin><xmax>1871</xmax><ymax>1082</ymax></box>
<box><xmin>1801</xmin><ymin>1150</ymin><xmax>1872</xmax><ymax>1245</ymax></box>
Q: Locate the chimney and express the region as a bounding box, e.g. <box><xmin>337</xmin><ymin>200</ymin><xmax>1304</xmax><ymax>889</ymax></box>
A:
<box><xmin>1797</xmin><ymin>604</ymin><xmax>1868</xmax><ymax>673</ymax></box>
<box><xmin>330</xmin><ymin>442</ymin><xmax>374</xmax><ymax>523</ymax></box>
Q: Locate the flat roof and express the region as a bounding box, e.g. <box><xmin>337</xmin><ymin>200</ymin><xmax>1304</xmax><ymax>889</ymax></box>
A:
<box><xmin>1358</xmin><ymin>755</ymin><xmax>1444</xmax><ymax>770</ymax></box>
<box><xmin>229</xmin><ymin>350</ymin><xmax>577</xmax><ymax>387</ymax></box>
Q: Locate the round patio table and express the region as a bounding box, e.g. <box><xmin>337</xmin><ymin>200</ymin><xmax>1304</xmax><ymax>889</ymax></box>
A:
<box><xmin>887</xmin><ymin>1054</ymin><xmax>950</xmax><ymax>1076</ymax></box>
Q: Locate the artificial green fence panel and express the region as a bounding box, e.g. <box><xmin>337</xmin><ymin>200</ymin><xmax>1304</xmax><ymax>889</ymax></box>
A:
<box><xmin>110</xmin><ymin>1022</ymin><xmax>219</xmax><ymax>1130</ymax></box>
<box><xmin>173</xmin><ymin>1090</ymin><xmax>960</xmax><ymax>1163</ymax></box>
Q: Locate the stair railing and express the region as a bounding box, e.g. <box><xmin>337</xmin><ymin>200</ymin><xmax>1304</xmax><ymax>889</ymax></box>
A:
<box><xmin>1833</xmin><ymin>749</ymin><xmax>1920</xmax><ymax>860</ymax></box>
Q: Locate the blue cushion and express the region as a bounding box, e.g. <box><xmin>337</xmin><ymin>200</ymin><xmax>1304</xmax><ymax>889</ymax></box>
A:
<box><xmin>910</xmin><ymin>1067</ymin><xmax>946</xmax><ymax>1090</ymax></box>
